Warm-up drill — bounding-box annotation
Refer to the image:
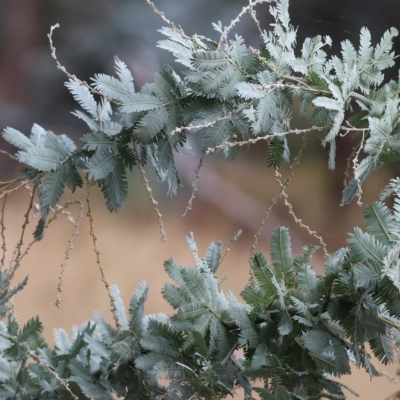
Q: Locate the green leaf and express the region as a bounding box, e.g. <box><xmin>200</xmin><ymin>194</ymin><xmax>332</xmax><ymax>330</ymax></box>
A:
<box><xmin>17</xmin><ymin>147</ymin><xmax>64</xmax><ymax>171</ymax></box>
<box><xmin>251</xmin><ymin>253</ymin><xmax>278</xmax><ymax>298</ymax></box>
<box><xmin>134</xmin><ymin>107</ymin><xmax>169</xmax><ymax>143</ymax></box>
<box><xmin>19</xmin><ymin>316</ymin><xmax>43</xmax><ymax>343</ymax></box>
<box><xmin>312</xmin><ymin>97</ymin><xmax>343</xmax><ymax>111</ymax></box>
<box><xmin>205</xmin><ymin>241</ymin><xmax>222</xmax><ymax>273</ymax></box>
<box><xmin>85</xmin><ymin>150</ymin><xmax>116</xmax><ymax>181</ymax></box>
<box><xmin>190</xmin><ymin>50</ymin><xmax>228</xmax><ymax>71</ymax></box>
<box><xmin>369</xmin><ymin>332</ymin><xmax>395</xmax><ymax>365</ymax></box>
<box><xmin>203</xmin><ymin>120</ymin><xmax>234</xmax><ymax>151</ymax></box>
<box><xmin>348</xmin><ymin>227</ymin><xmax>386</xmax><ymax>264</ymax></box>
<box><xmin>45</xmin><ymin>131</ymin><xmax>76</xmax><ymax>158</ymax></box>
<box><xmin>99</xmin><ymin>159</ymin><xmax>128</xmax><ymax>212</ymax></box>
<box><xmin>65</xmin><ymin>79</ymin><xmax>98</xmax><ymax>118</ymax></box>
<box><xmin>275</xmin><ymin>386</ymin><xmax>291</xmax><ymax>400</ymax></box>
<box><xmin>119</xmin><ymin>93</ymin><xmax>162</xmax><ymax>113</ymax></box>
<box><xmin>363</xmin><ymin>202</ymin><xmax>393</xmax><ymax>246</ymax></box>
<box><xmin>270</xmin><ymin>227</ymin><xmax>293</xmax><ymax>285</ymax></box>
<box><xmin>2</xmin><ymin>127</ymin><xmax>33</xmax><ymax>151</ymax></box>
<box><xmin>53</xmin><ymin>328</ymin><xmax>70</xmax><ymax>355</ymax></box>
<box><xmin>43</xmin><ymin>168</ymin><xmax>65</xmax><ymax>207</ymax></box>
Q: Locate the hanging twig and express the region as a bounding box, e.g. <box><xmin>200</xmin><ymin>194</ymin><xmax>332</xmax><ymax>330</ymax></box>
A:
<box><xmin>55</xmin><ymin>199</ymin><xmax>86</xmax><ymax>308</ymax></box>
<box><xmin>182</xmin><ymin>154</ymin><xmax>205</xmax><ymax>217</ymax></box>
<box><xmin>85</xmin><ymin>179</ymin><xmax>117</xmax><ymax>324</ymax></box>
<box><xmin>133</xmin><ymin>143</ymin><xmax>167</xmax><ymax>242</ymax></box>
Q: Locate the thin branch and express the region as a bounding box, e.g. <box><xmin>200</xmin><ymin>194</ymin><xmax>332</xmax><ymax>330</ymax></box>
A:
<box><xmin>0</xmin><ymin>194</ymin><xmax>7</xmax><ymax>268</ymax></box>
<box><xmin>133</xmin><ymin>143</ymin><xmax>167</xmax><ymax>242</ymax></box>
<box><xmin>48</xmin><ymin>24</ymin><xmax>119</xmax><ymax>105</ymax></box>
<box><xmin>250</xmin><ymin>133</ymin><xmax>324</xmax><ymax>263</ymax></box>
<box><xmin>276</xmin><ymin>133</ymin><xmax>328</xmax><ymax>257</ymax></box>
<box><xmin>8</xmin><ymin>185</ymin><xmax>36</xmax><ymax>283</ymax></box>
<box><xmin>0</xmin><ymin>331</ymin><xmax>78</xmax><ymax>399</ymax></box>
<box><xmin>55</xmin><ymin>199</ymin><xmax>86</xmax><ymax>308</ymax></box>
<box><xmin>0</xmin><ymin>149</ymin><xmax>16</xmax><ymax>160</ymax></box>
<box><xmin>182</xmin><ymin>154</ymin><xmax>204</xmax><ymax>217</ymax></box>
<box><xmin>145</xmin><ymin>0</ymin><xmax>207</xmax><ymax>50</ymax></box>
<box><xmin>85</xmin><ymin>178</ymin><xmax>117</xmax><ymax>324</ymax></box>
<box><xmin>221</xmin><ymin>0</ymin><xmax>274</xmax><ymax>40</ymax></box>
<box><xmin>206</xmin><ymin>126</ymin><xmax>327</xmax><ymax>154</ymax></box>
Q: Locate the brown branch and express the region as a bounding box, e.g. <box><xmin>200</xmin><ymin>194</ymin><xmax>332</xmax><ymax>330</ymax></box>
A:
<box><xmin>133</xmin><ymin>143</ymin><xmax>167</xmax><ymax>242</ymax></box>
<box><xmin>55</xmin><ymin>199</ymin><xmax>86</xmax><ymax>308</ymax></box>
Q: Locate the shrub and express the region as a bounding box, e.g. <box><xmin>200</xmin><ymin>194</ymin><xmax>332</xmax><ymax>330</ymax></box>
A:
<box><xmin>1</xmin><ymin>0</ymin><xmax>400</xmax><ymax>398</ymax></box>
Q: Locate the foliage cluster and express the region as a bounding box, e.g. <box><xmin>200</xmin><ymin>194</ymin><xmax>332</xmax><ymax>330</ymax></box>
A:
<box><xmin>2</xmin><ymin>0</ymin><xmax>400</xmax><ymax>398</ymax></box>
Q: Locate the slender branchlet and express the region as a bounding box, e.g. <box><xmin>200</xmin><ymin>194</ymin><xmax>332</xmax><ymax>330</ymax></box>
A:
<box><xmin>276</xmin><ymin>134</ymin><xmax>329</xmax><ymax>257</ymax></box>
<box><xmin>133</xmin><ymin>142</ymin><xmax>167</xmax><ymax>242</ymax></box>
<box><xmin>48</xmin><ymin>24</ymin><xmax>119</xmax><ymax>105</ymax></box>
<box><xmin>221</xmin><ymin>0</ymin><xmax>273</xmax><ymax>40</ymax></box>
<box><xmin>0</xmin><ymin>195</ymin><xmax>7</xmax><ymax>269</ymax></box>
<box><xmin>340</xmin><ymin>124</ymin><xmax>367</xmax><ymax>207</ymax></box>
<box><xmin>145</xmin><ymin>0</ymin><xmax>207</xmax><ymax>51</ymax></box>
<box><xmin>206</xmin><ymin>126</ymin><xmax>327</xmax><ymax>155</ymax></box>
<box><xmin>0</xmin><ymin>149</ymin><xmax>16</xmax><ymax>160</ymax></box>
<box><xmin>55</xmin><ymin>199</ymin><xmax>86</xmax><ymax>308</ymax></box>
<box><xmin>8</xmin><ymin>185</ymin><xmax>36</xmax><ymax>283</ymax></box>
<box><xmin>85</xmin><ymin>178</ymin><xmax>117</xmax><ymax>325</ymax></box>
<box><xmin>182</xmin><ymin>154</ymin><xmax>205</xmax><ymax>218</ymax></box>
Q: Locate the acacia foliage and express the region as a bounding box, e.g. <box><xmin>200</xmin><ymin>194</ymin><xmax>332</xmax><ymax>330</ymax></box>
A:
<box><xmin>2</xmin><ymin>0</ymin><xmax>400</xmax><ymax>398</ymax></box>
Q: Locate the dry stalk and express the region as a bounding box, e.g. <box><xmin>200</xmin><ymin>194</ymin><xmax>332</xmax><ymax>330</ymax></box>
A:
<box><xmin>182</xmin><ymin>155</ymin><xmax>204</xmax><ymax>218</ymax></box>
<box><xmin>145</xmin><ymin>0</ymin><xmax>207</xmax><ymax>50</ymax></box>
<box><xmin>8</xmin><ymin>185</ymin><xmax>36</xmax><ymax>283</ymax></box>
<box><xmin>221</xmin><ymin>0</ymin><xmax>274</xmax><ymax>40</ymax></box>
<box><xmin>133</xmin><ymin>143</ymin><xmax>167</xmax><ymax>242</ymax></box>
<box><xmin>84</xmin><ymin>178</ymin><xmax>118</xmax><ymax>326</ymax></box>
<box><xmin>55</xmin><ymin>199</ymin><xmax>86</xmax><ymax>308</ymax></box>
<box><xmin>206</xmin><ymin>126</ymin><xmax>326</xmax><ymax>155</ymax></box>
<box><xmin>48</xmin><ymin>24</ymin><xmax>118</xmax><ymax>105</ymax></box>
<box><xmin>0</xmin><ymin>195</ymin><xmax>7</xmax><ymax>268</ymax></box>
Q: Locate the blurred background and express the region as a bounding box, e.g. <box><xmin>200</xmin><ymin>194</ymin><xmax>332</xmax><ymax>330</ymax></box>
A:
<box><xmin>1</xmin><ymin>0</ymin><xmax>400</xmax><ymax>398</ymax></box>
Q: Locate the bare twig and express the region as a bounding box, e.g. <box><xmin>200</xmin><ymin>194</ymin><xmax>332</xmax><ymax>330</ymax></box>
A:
<box><xmin>145</xmin><ymin>0</ymin><xmax>207</xmax><ymax>50</ymax></box>
<box><xmin>206</xmin><ymin>126</ymin><xmax>327</xmax><ymax>154</ymax></box>
<box><xmin>0</xmin><ymin>195</ymin><xmax>7</xmax><ymax>268</ymax></box>
<box><xmin>221</xmin><ymin>0</ymin><xmax>274</xmax><ymax>40</ymax></box>
<box><xmin>48</xmin><ymin>24</ymin><xmax>119</xmax><ymax>105</ymax></box>
<box><xmin>0</xmin><ymin>149</ymin><xmax>16</xmax><ymax>160</ymax></box>
<box><xmin>85</xmin><ymin>179</ymin><xmax>116</xmax><ymax>324</ymax></box>
<box><xmin>8</xmin><ymin>185</ymin><xmax>36</xmax><ymax>283</ymax></box>
<box><xmin>182</xmin><ymin>154</ymin><xmax>205</xmax><ymax>217</ymax></box>
<box><xmin>133</xmin><ymin>143</ymin><xmax>167</xmax><ymax>242</ymax></box>
<box><xmin>55</xmin><ymin>199</ymin><xmax>86</xmax><ymax>308</ymax></box>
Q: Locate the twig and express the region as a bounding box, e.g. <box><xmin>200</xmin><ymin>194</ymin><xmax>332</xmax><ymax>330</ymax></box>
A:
<box><xmin>8</xmin><ymin>185</ymin><xmax>36</xmax><ymax>283</ymax></box>
<box><xmin>206</xmin><ymin>126</ymin><xmax>327</xmax><ymax>154</ymax></box>
<box><xmin>55</xmin><ymin>199</ymin><xmax>86</xmax><ymax>308</ymax></box>
<box><xmin>221</xmin><ymin>0</ymin><xmax>274</xmax><ymax>40</ymax></box>
<box><xmin>85</xmin><ymin>179</ymin><xmax>117</xmax><ymax>324</ymax></box>
<box><xmin>133</xmin><ymin>143</ymin><xmax>167</xmax><ymax>242</ymax></box>
<box><xmin>48</xmin><ymin>24</ymin><xmax>119</xmax><ymax>105</ymax></box>
<box><xmin>0</xmin><ymin>149</ymin><xmax>16</xmax><ymax>160</ymax></box>
<box><xmin>250</xmin><ymin>132</ymin><xmax>327</xmax><ymax>264</ymax></box>
<box><xmin>182</xmin><ymin>154</ymin><xmax>204</xmax><ymax>217</ymax></box>
<box><xmin>276</xmin><ymin>134</ymin><xmax>328</xmax><ymax>257</ymax></box>
<box><xmin>0</xmin><ymin>195</ymin><xmax>7</xmax><ymax>268</ymax></box>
